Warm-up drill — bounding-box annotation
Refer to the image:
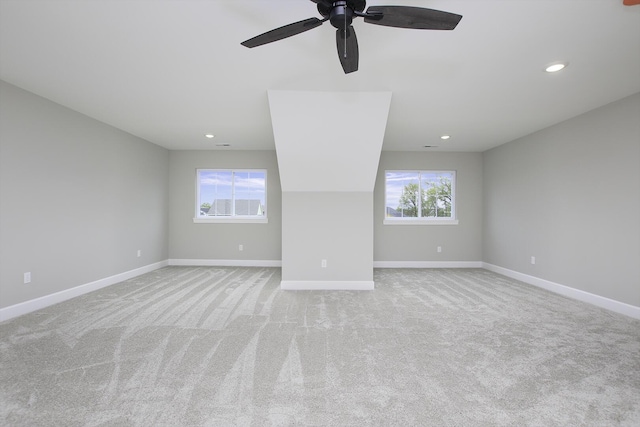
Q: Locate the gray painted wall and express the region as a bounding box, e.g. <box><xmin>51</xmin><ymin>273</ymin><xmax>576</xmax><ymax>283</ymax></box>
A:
<box><xmin>282</xmin><ymin>192</ymin><xmax>373</xmax><ymax>282</ymax></box>
<box><xmin>374</xmin><ymin>151</ymin><xmax>484</xmax><ymax>263</ymax></box>
<box><xmin>170</xmin><ymin>149</ymin><xmax>483</xmax><ymax>268</ymax></box>
<box><xmin>0</xmin><ymin>80</ymin><xmax>169</xmax><ymax>309</ymax></box>
<box><xmin>483</xmin><ymin>93</ymin><xmax>640</xmax><ymax>306</ymax></box>
<box><xmin>2</xmin><ymin>81</ymin><xmax>637</xmax><ymax>311</ymax></box>
<box><xmin>168</xmin><ymin>150</ymin><xmax>281</xmax><ymax>261</ymax></box>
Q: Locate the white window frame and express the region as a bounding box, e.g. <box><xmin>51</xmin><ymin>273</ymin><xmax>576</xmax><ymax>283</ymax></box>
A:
<box><xmin>194</xmin><ymin>169</ymin><xmax>268</xmax><ymax>224</ymax></box>
<box><xmin>384</xmin><ymin>170</ymin><xmax>458</xmax><ymax>225</ymax></box>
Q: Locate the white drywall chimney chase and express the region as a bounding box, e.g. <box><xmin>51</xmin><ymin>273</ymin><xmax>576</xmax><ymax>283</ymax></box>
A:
<box><xmin>269</xmin><ymin>90</ymin><xmax>392</xmax><ymax>290</ymax></box>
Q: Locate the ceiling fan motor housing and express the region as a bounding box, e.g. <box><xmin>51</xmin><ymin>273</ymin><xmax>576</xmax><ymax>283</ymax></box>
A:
<box><xmin>329</xmin><ymin>2</ymin><xmax>354</xmax><ymax>29</ymax></box>
<box><xmin>317</xmin><ymin>0</ymin><xmax>367</xmax><ymax>29</ymax></box>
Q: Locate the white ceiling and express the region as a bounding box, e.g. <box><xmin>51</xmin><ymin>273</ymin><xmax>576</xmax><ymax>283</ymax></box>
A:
<box><xmin>1</xmin><ymin>0</ymin><xmax>639</xmax><ymax>152</ymax></box>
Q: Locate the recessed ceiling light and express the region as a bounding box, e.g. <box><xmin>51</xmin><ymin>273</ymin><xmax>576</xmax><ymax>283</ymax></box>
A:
<box><xmin>545</xmin><ymin>62</ymin><xmax>568</xmax><ymax>73</ymax></box>
<box><xmin>205</xmin><ymin>134</ymin><xmax>215</xmax><ymax>139</ymax></box>
<box><xmin>440</xmin><ymin>135</ymin><xmax>450</xmax><ymax>140</ymax></box>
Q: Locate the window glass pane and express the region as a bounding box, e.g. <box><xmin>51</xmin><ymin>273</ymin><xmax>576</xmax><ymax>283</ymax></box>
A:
<box><xmin>438</xmin><ymin>196</ymin><xmax>452</xmax><ymax>218</ymax></box>
<box><xmin>385</xmin><ymin>170</ymin><xmax>455</xmax><ymax>222</ymax></box>
<box><xmin>421</xmin><ymin>172</ymin><xmax>438</xmax><ymax>217</ymax></box>
<box><xmin>421</xmin><ymin>172</ymin><xmax>453</xmax><ymax>218</ymax></box>
<box><xmin>386</xmin><ymin>172</ymin><xmax>420</xmax><ymax>218</ymax></box>
<box><xmin>199</xmin><ymin>170</ymin><xmax>232</xmax><ymax>216</ymax></box>
<box><xmin>196</xmin><ymin>169</ymin><xmax>267</xmax><ymax>219</ymax></box>
<box><xmin>233</xmin><ymin>171</ymin><xmax>266</xmax><ymax>216</ymax></box>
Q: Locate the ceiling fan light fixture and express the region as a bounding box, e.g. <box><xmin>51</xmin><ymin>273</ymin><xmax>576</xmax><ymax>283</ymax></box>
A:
<box><xmin>545</xmin><ymin>62</ymin><xmax>568</xmax><ymax>73</ymax></box>
<box><xmin>241</xmin><ymin>1</ymin><xmax>462</xmax><ymax>74</ymax></box>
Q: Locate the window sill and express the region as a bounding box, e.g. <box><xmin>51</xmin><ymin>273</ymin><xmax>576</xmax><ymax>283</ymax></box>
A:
<box><xmin>193</xmin><ymin>217</ymin><xmax>268</xmax><ymax>224</ymax></box>
<box><xmin>383</xmin><ymin>218</ymin><xmax>459</xmax><ymax>226</ymax></box>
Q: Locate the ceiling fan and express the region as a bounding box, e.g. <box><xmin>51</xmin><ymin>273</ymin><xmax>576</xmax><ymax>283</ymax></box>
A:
<box><xmin>241</xmin><ymin>0</ymin><xmax>462</xmax><ymax>74</ymax></box>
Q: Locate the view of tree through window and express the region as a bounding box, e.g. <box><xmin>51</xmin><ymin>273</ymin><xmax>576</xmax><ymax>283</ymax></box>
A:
<box><xmin>385</xmin><ymin>171</ymin><xmax>455</xmax><ymax>220</ymax></box>
<box><xmin>197</xmin><ymin>169</ymin><xmax>266</xmax><ymax>218</ymax></box>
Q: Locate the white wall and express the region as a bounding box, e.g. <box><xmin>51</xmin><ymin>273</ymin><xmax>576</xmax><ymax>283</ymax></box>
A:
<box><xmin>269</xmin><ymin>90</ymin><xmax>390</xmax><ymax>193</ymax></box>
<box><xmin>374</xmin><ymin>151</ymin><xmax>484</xmax><ymax>264</ymax></box>
<box><xmin>0</xmin><ymin>80</ymin><xmax>169</xmax><ymax>309</ymax></box>
<box><xmin>483</xmin><ymin>93</ymin><xmax>640</xmax><ymax>307</ymax></box>
<box><xmin>269</xmin><ymin>91</ymin><xmax>390</xmax><ymax>288</ymax></box>
<box><xmin>282</xmin><ymin>192</ymin><xmax>373</xmax><ymax>284</ymax></box>
<box><xmin>168</xmin><ymin>150</ymin><xmax>282</xmax><ymax>263</ymax></box>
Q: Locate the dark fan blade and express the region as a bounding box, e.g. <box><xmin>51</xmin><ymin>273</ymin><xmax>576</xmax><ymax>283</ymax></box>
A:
<box><xmin>336</xmin><ymin>26</ymin><xmax>358</xmax><ymax>74</ymax></box>
<box><xmin>241</xmin><ymin>17</ymin><xmax>324</xmax><ymax>48</ymax></box>
<box><xmin>364</xmin><ymin>6</ymin><xmax>462</xmax><ymax>30</ymax></box>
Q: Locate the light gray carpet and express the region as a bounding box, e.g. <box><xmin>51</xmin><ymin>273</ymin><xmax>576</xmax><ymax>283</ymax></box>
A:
<box><xmin>1</xmin><ymin>267</ymin><xmax>639</xmax><ymax>426</ymax></box>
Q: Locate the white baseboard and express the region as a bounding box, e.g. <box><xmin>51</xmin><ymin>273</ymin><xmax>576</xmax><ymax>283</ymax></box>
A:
<box><xmin>373</xmin><ymin>261</ymin><xmax>483</xmax><ymax>269</ymax></box>
<box><xmin>170</xmin><ymin>260</ymin><xmax>478</xmax><ymax>269</ymax></box>
<box><xmin>168</xmin><ymin>259</ymin><xmax>282</xmax><ymax>267</ymax></box>
<box><xmin>0</xmin><ymin>260</ymin><xmax>169</xmax><ymax>323</ymax></box>
<box><xmin>482</xmin><ymin>263</ymin><xmax>640</xmax><ymax>320</ymax></box>
<box><xmin>6</xmin><ymin>259</ymin><xmax>633</xmax><ymax>321</ymax></box>
<box><xmin>281</xmin><ymin>280</ymin><xmax>374</xmax><ymax>291</ymax></box>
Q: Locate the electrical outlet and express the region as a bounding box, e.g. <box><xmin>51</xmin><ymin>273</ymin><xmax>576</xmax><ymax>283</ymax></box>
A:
<box><xmin>437</xmin><ymin>246</ymin><xmax>442</xmax><ymax>253</ymax></box>
<box><xmin>321</xmin><ymin>259</ymin><xmax>327</xmax><ymax>268</ymax></box>
<box><xmin>137</xmin><ymin>249</ymin><xmax>141</xmax><ymax>257</ymax></box>
<box><xmin>24</xmin><ymin>272</ymin><xmax>31</xmax><ymax>284</ymax></box>
<box><xmin>239</xmin><ymin>244</ymin><xmax>243</xmax><ymax>251</ymax></box>
<box><xmin>531</xmin><ymin>256</ymin><xmax>536</xmax><ymax>265</ymax></box>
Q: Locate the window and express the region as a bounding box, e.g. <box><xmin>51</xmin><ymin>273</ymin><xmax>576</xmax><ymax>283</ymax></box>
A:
<box><xmin>195</xmin><ymin>169</ymin><xmax>267</xmax><ymax>223</ymax></box>
<box><xmin>384</xmin><ymin>171</ymin><xmax>458</xmax><ymax>225</ymax></box>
